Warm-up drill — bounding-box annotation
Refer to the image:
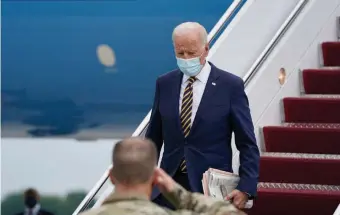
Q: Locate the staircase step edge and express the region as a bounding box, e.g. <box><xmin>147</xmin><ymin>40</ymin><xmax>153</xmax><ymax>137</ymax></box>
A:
<box><xmin>261</xmin><ymin>152</ymin><xmax>340</xmax><ymax>160</ymax></box>
<box><xmin>303</xmin><ymin>68</ymin><xmax>340</xmax><ymax>72</ymax></box>
<box><xmin>301</xmin><ymin>94</ymin><xmax>340</xmax><ymax>98</ymax></box>
<box><xmin>262</xmin><ymin>122</ymin><xmax>340</xmax><ymax>129</ymax></box>
<box><xmin>257</xmin><ymin>182</ymin><xmax>340</xmax><ymax>192</ymax></box>
<box><xmin>283</xmin><ymin>95</ymin><xmax>340</xmax><ymax>99</ymax></box>
<box><xmin>319</xmin><ymin>66</ymin><xmax>340</xmax><ymax>70</ymax></box>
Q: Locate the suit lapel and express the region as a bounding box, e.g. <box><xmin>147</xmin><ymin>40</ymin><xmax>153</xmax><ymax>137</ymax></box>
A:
<box><xmin>173</xmin><ymin>70</ymin><xmax>184</xmax><ymax>135</ymax></box>
<box><xmin>190</xmin><ymin>63</ymin><xmax>220</xmax><ymax>135</ymax></box>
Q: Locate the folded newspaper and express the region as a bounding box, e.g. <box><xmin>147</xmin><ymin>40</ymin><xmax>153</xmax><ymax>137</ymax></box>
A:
<box><xmin>202</xmin><ymin>168</ymin><xmax>253</xmax><ymax>208</ymax></box>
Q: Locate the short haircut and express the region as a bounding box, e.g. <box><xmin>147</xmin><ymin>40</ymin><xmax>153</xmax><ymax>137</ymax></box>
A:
<box><xmin>111</xmin><ymin>137</ymin><xmax>157</xmax><ymax>185</ymax></box>
<box><xmin>172</xmin><ymin>22</ymin><xmax>208</xmax><ymax>46</ymax></box>
<box><xmin>24</xmin><ymin>188</ymin><xmax>39</xmax><ymax>199</ymax></box>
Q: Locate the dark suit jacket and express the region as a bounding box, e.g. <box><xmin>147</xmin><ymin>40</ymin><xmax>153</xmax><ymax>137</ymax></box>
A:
<box><xmin>16</xmin><ymin>209</ymin><xmax>54</xmax><ymax>215</ymax></box>
<box><xmin>146</xmin><ymin>62</ymin><xmax>260</xmax><ymax>199</ymax></box>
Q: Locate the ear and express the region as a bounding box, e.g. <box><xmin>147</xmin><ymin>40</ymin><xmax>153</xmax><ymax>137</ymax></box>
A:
<box><xmin>204</xmin><ymin>44</ymin><xmax>209</xmax><ymax>56</ymax></box>
<box><xmin>200</xmin><ymin>45</ymin><xmax>209</xmax><ymax>64</ymax></box>
<box><xmin>151</xmin><ymin>167</ymin><xmax>158</xmax><ymax>186</ymax></box>
<box><xmin>109</xmin><ymin>168</ymin><xmax>116</xmax><ymax>185</ymax></box>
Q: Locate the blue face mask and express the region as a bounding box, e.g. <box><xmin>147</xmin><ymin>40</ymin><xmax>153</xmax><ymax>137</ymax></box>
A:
<box><xmin>176</xmin><ymin>54</ymin><xmax>204</xmax><ymax>77</ymax></box>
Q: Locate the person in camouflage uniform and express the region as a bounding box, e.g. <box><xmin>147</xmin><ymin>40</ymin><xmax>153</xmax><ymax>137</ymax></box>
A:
<box><xmin>80</xmin><ymin>137</ymin><xmax>246</xmax><ymax>215</ymax></box>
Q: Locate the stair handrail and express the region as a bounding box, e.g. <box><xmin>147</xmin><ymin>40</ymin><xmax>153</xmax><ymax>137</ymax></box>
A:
<box><xmin>243</xmin><ymin>0</ymin><xmax>309</xmax><ymax>85</ymax></box>
<box><xmin>72</xmin><ymin>0</ymin><xmax>244</xmax><ymax>214</ymax></box>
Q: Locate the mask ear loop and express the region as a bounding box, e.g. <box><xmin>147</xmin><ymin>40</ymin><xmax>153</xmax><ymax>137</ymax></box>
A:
<box><xmin>197</xmin><ymin>49</ymin><xmax>207</xmax><ymax>70</ymax></box>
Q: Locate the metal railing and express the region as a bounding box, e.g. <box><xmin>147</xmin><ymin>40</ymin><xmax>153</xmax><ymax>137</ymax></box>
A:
<box><xmin>243</xmin><ymin>0</ymin><xmax>309</xmax><ymax>85</ymax></box>
<box><xmin>72</xmin><ymin>0</ymin><xmax>309</xmax><ymax>213</ymax></box>
<box><xmin>72</xmin><ymin>0</ymin><xmax>244</xmax><ymax>214</ymax></box>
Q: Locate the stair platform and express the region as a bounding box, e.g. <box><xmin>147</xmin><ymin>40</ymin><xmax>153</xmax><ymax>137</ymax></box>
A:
<box><xmin>259</xmin><ymin>152</ymin><xmax>340</xmax><ymax>185</ymax></box>
<box><xmin>263</xmin><ymin>123</ymin><xmax>340</xmax><ymax>154</ymax></box>
<box><xmin>283</xmin><ymin>96</ymin><xmax>340</xmax><ymax>123</ymax></box>
<box><xmin>247</xmin><ymin>182</ymin><xmax>340</xmax><ymax>215</ymax></box>
<box><xmin>322</xmin><ymin>42</ymin><xmax>340</xmax><ymax>67</ymax></box>
<box><xmin>302</xmin><ymin>69</ymin><xmax>340</xmax><ymax>94</ymax></box>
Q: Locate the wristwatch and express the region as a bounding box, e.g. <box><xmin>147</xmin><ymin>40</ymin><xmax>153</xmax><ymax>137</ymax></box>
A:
<box><xmin>244</xmin><ymin>192</ymin><xmax>254</xmax><ymax>200</ymax></box>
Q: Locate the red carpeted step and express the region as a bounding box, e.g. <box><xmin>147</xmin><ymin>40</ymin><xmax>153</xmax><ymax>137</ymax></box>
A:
<box><xmin>303</xmin><ymin>69</ymin><xmax>340</xmax><ymax>94</ymax></box>
<box><xmin>263</xmin><ymin>123</ymin><xmax>340</xmax><ymax>154</ymax></box>
<box><xmin>259</xmin><ymin>153</ymin><xmax>340</xmax><ymax>185</ymax></box>
<box><xmin>283</xmin><ymin>96</ymin><xmax>340</xmax><ymax>123</ymax></box>
<box><xmin>322</xmin><ymin>42</ymin><xmax>340</xmax><ymax>67</ymax></box>
<box><xmin>246</xmin><ymin>183</ymin><xmax>340</xmax><ymax>215</ymax></box>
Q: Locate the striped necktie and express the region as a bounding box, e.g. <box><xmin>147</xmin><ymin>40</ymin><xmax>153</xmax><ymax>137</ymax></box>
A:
<box><xmin>179</xmin><ymin>76</ymin><xmax>196</xmax><ymax>173</ymax></box>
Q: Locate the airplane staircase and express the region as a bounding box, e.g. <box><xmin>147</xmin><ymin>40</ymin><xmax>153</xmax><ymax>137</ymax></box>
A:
<box><xmin>74</xmin><ymin>1</ymin><xmax>340</xmax><ymax>214</ymax></box>
<box><xmin>247</xmin><ymin>42</ymin><xmax>340</xmax><ymax>215</ymax></box>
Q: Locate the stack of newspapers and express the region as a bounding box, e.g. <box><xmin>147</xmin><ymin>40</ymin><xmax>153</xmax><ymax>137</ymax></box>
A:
<box><xmin>202</xmin><ymin>168</ymin><xmax>253</xmax><ymax>208</ymax></box>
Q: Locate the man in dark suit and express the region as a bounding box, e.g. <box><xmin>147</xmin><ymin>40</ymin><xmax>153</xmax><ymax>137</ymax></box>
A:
<box><xmin>15</xmin><ymin>188</ymin><xmax>54</xmax><ymax>215</ymax></box>
<box><xmin>146</xmin><ymin>22</ymin><xmax>260</xmax><ymax>210</ymax></box>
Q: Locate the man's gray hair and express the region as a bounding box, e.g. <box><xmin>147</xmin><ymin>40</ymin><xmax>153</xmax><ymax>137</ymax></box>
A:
<box><xmin>111</xmin><ymin>137</ymin><xmax>157</xmax><ymax>185</ymax></box>
<box><xmin>172</xmin><ymin>22</ymin><xmax>208</xmax><ymax>46</ymax></box>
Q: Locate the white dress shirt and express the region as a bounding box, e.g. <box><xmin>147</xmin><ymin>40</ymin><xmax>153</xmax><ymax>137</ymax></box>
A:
<box><xmin>179</xmin><ymin>62</ymin><xmax>211</xmax><ymax>126</ymax></box>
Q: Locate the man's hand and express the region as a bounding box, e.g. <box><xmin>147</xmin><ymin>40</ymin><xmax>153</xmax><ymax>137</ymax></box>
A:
<box><xmin>153</xmin><ymin>167</ymin><xmax>176</xmax><ymax>193</ymax></box>
<box><xmin>226</xmin><ymin>189</ymin><xmax>248</xmax><ymax>209</ymax></box>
